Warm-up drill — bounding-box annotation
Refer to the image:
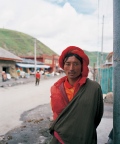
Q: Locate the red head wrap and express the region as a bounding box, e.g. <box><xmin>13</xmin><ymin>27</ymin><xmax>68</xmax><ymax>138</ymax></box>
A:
<box><xmin>59</xmin><ymin>46</ymin><xmax>89</xmax><ymax>77</ymax></box>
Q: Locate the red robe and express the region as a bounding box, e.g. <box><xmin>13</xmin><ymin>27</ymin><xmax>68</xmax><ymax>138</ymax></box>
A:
<box><xmin>50</xmin><ymin>46</ymin><xmax>103</xmax><ymax>144</ymax></box>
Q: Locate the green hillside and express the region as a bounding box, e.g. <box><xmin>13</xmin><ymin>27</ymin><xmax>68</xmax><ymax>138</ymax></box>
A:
<box><xmin>0</xmin><ymin>28</ymin><xmax>108</xmax><ymax>66</ymax></box>
<box><xmin>84</xmin><ymin>51</ymin><xmax>108</xmax><ymax>67</ymax></box>
<box><xmin>0</xmin><ymin>28</ymin><xmax>57</xmax><ymax>56</ymax></box>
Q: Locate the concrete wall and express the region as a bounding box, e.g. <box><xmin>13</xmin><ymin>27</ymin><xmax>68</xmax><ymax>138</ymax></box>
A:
<box><xmin>0</xmin><ymin>60</ymin><xmax>17</xmax><ymax>81</ymax></box>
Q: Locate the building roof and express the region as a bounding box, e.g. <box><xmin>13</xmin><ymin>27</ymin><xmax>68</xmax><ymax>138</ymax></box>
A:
<box><xmin>16</xmin><ymin>63</ymin><xmax>50</xmax><ymax>68</ymax></box>
<box><xmin>0</xmin><ymin>47</ymin><xmax>22</xmax><ymax>61</ymax></box>
<box><xmin>21</xmin><ymin>58</ymin><xmax>44</xmax><ymax>65</ymax></box>
<box><xmin>104</xmin><ymin>61</ymin><xmax>113</xmax><ymax>65</ymax></box>
<box><xmin>16</xmin><ymin>58</ymin><xmax>50</xmax><ymax>68</ymax></box>
<box><xmin>106</xmin><ymin>52</ymin><xmax>113</xmax><ymax>60</ymax></box>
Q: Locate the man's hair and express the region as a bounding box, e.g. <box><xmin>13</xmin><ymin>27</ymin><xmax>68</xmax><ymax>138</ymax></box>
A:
<box><xmin>64</xmin><ymin>53</ymin><xmax>83</xmax><ymax>64</ymax></box>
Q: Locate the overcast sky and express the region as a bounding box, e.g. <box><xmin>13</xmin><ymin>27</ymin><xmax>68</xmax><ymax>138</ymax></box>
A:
<box><xmin>0</xmin><ymin>0</ymin><xmax>113</xmax><ymax>55</ymax></box>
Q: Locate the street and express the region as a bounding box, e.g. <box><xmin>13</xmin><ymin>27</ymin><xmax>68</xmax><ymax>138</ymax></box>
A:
<box><xmin>97</xmin><ymin>103</ymin><xmax>113</xmax><ymax>143</ymax></box>
<box><xmin>0</xmin><ymin>76</ymin><xmax>61</xmax><ymax>135</ymax></box>
<box><xmin>0</xmin><ymin>75</ymin><xmax>113</xmax><ymax>144</ymax></box>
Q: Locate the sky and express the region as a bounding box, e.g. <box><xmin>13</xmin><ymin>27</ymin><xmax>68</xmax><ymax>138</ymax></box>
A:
<box><xmin>0</xmin><ymin>0</ymin><xmax>113</xmax><ymax>55</ymax></box>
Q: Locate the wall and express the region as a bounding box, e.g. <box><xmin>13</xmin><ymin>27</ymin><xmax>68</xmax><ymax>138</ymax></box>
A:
<box><xmin>0</xmin><ymin>60</ymin><xmax>18</xmax><ymax>79</ymax></box>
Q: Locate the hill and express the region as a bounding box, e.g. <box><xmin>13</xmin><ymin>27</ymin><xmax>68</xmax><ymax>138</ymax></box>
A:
<box><xmin>84</xmin><ymin>50</ymin><xmax>108</xmax><ymax>67</ymax></box>
<box><xmin>0</xmin><ymin>28</ymin><xmax>108</xmax><ymax>66</ymax></box>
<box><xmin>0</xmin><ymin>28</ymin><xmax>57</xmax><ymax>57</ymax></box>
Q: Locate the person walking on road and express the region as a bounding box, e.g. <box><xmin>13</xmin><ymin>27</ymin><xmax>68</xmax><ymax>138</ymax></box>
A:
<box><xmin>35</xmin><ymin>70</ymin><xmax>40</xmax><ymax>86</ymax></box>
<box><xmin>49</xmin><ymin>46</ymin><xmax>104</xmax><ymax>144</ymax></box>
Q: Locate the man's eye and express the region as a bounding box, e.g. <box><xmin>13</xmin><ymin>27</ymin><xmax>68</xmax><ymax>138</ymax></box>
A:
<box><xmin>65</xmin><ymin>63</ymin><xmax>70</xmax><ymax>66</ymax></box>
<box><xmin>74</xmin><ymin>63</ymin><xmax>79</xmax><ymax>66</ymax></box>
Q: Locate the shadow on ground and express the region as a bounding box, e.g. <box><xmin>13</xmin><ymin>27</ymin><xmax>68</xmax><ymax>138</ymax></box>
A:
<box><xmin>0</xmin><ymin>102</ymin><xmax>113</xmax><ymax>144</ymax></box>
<box><xmin>0</xmin><ymin>104</ymin><xmax>53</xmax><ymax>144</ymax></box>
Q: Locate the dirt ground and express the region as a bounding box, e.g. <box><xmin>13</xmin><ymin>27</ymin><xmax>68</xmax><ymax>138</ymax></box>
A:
<box><xmin>0</xmin><ymin>74</ymin><xmax>113</xmax><ymax>144</ymax></box>
<box><xmin>0</xmin><ymin>104</ymin><xmax>53</xmax><ymax>144</ymax></box>
<box><xmin>0</xmin><ymin>102</ymin><xmax>113</xmax><ymax>144</ymax></box>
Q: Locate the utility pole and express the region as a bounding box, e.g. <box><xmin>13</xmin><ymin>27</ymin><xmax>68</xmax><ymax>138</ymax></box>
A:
<box><xmin>100</xmin><ymin>15</ymin><xmax>104</xmax><ymax>84</ymax></box>
<box><xmin>97</xmin><ymin>0</ymin><xmax>100</xmax><ymax>68</ymax></box>
<box><xmin>93</xmin><ymin>63</ymin><xmax>96</xmax><ymax>81</ymax></box>
<box><xmin>101</xmin><ymin>15</ymin><xmax>104</xmax><ymax>65</ymax></box>
<box><xmin>113</xmin><ymin>0</ymin><xmax>120</xmax><ymax>143</ymax></box>
<box><xmin>97</xmin><ymin>0</ymin><xmax>100</xmax><ymax>84</ymax></box>
<box><xmin>34</xmin><ymin>38</ymin><xmax>37</xmax><ymax>72</ymax></box>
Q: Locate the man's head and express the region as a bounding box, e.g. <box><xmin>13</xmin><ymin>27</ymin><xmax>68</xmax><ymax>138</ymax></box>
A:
<box><xmin>63</xmin><ymin>53</ymin><xmax>82</xmax><ymax>80</ymax></box>
<box><xmin>59</xmin><ymin>46</ymin><xmax>89</xmax><ymax>79</ymax></box>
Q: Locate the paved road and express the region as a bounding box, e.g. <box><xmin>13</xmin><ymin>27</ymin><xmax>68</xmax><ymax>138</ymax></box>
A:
<box><xmin>97</xmin><ymin>103</ymin><xmax>113</xmax><ymax>144</ymax></box>
<box><xmin>0</xmin><ymin>75</ymin><xmax>63</xmax><ymax>135</ymax></box>
<box><xmin>0</xmin><ymin>75</ymin><xmax>113</xmax><ymax>144</ymax></box>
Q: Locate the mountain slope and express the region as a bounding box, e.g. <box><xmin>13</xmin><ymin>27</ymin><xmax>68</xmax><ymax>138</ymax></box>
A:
<box><xmin>0</xmin><ymin>28</ymin><xmax>57</xmax><ymax>57</ymax></box>
<box><xmin>0</xmin><ymin>28</ymin><xmax>108</xmax><ymax>66</ymax></box>
<box><xmin>84</xmin><ymin>50</ymin><xmax>108</xmax><ymax>67</ymax></box>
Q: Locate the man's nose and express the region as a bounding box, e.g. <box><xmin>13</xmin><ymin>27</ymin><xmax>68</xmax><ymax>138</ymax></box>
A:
<box><xmin>69</xmin><ymin>64</ymin><xmax>74</xmax><ymax>70</ymax></box>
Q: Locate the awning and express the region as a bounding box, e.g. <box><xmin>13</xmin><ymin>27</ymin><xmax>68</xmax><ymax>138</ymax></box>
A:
<box><xmin>16</xmin><ymin>63</ymin><xmax>50</xmax><ymax>68</ymax></box>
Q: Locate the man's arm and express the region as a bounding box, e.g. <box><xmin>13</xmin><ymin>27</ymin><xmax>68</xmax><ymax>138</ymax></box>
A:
<box><xmin>95</xmin><ymin>86</ymin><xmax>104</xmax><ymax>128</ymax></box>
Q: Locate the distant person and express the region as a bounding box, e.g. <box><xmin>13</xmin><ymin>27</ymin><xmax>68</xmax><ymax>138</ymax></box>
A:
<box><xmin>44</xmin><ymin>70</ymin><xmax>48</xmax><ymax>79</ymax></box>
<box><xmin>49</xmin><ymin>46</ymin><xmax>104</xmax><ymax>144</ymax></box>
<box><xmin>40</xmin><ymin>69</ymin><xmax>44</xmax><ymax>75</ymax></box>
<box><xmin>35</xmin><ymin>70</ymin><xmax>40</xmax><ymax>85</ymax></box>
<box><xmin>17</xmin><ymin>68</ymin><xmax>21</xmax><ymax>78</ymax></box>
<box><xmin>2</xmin><ymin>71</ymin><xmax>7</xmax><ymax>82</ymax></box>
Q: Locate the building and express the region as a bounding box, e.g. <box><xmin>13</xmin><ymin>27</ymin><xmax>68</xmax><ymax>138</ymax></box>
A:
<box><xmin>96</xmin><ymin>52</ymin><xmax>113</xmax><ymax>93</ymax></box>
<box><xmin>16</xmin><ymin>58</ymin><xmax>50</xmax><ymax>74</ymax></box>
<box><xmin>104</xmin><ymin>52</ymin><xmax>113</xmax><ymax>67</ymax></box>
<box><xmin>20</xmin><ymin>54</ymin><xmax>60</xmax><ymax>73</ymax></box>
<box><xmin>0</xmin><ymin>47</ymin><xmax>22</xmax><ymax>81</ymax></box>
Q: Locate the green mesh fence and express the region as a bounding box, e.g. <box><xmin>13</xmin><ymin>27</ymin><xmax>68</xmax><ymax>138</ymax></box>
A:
<box><xmin>96</xmin><ymin>67</ymin><xmax>113</xmax><ymax>94</ymax></box>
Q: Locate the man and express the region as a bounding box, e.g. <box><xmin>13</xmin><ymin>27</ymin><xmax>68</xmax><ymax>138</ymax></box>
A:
<box><xmin>17</xmin><ymin>68</ymin><xmax>20</xmax><ymax>78</ymax></box>
<box><xmin>35</xmin><ymin>70</ymin><xmax>40</xmax><ymax>85</ymax></box>
<box><xmin>49</xmin><ymin>46</ymin><xmax>103</xmax><ymax>144</ymax></box>
<box><xmin>2</xmin><ymin>71</ymin><xmax>7</xmax><ymax>82</ymax></box>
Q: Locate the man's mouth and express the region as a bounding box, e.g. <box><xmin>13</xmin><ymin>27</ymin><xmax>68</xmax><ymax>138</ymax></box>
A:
<box><xmin>68</xmin><ymin>72</ymin><xmax>75</xmax><ymax>75</ymax></box>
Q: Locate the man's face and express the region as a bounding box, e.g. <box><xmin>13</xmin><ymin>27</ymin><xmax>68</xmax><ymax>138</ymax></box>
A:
<box><xmin>64</xmin><ymin>56</ymin><xmax>82</xmax><ymax>80</ymax></box>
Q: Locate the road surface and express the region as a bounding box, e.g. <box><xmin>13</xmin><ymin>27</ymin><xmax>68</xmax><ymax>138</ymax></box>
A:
<box><xmin>0</xmin><ymin>76</ymin><xmax>61</xmax><ymax>135</ymax></box>
<box><xmin>0</xmin><ymin>75</ymin><xmax>113</xmax><ymax>144</ymax></box>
